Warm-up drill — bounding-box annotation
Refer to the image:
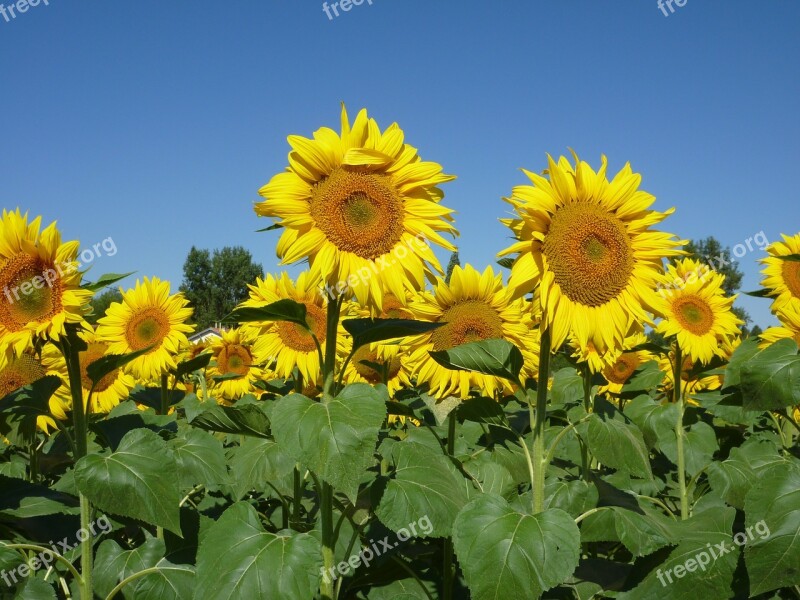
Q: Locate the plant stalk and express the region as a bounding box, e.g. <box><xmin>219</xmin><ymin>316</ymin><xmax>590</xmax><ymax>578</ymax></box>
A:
<box><xmin>442</xmin><ymin>411</ymin><xmax>457</xmax><ymax>599</ymax></box>
<box><xmin>580</xmin><ymin>368</ymin><xmax>593</xmax><ymax>481</ymax></box>
<box><xmin>533</xmin><ymin>327</ymin><xmax>552</xmax><ymax>514</ymax></box>
<box><xmin>672</xmin><ymin>343</ymin><xmax>689</xmax><ymax>520</ymax></box>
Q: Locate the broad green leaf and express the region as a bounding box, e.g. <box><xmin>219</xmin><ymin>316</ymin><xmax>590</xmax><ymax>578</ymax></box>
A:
<box><xmin>174</xmin><ymin>352</ymin><xmax>212</xmax><ymax>379</ymax></box>
<box><xmin>457</xmin><ymin>396</ymin><xmax>508</xmax><ymax>427</ymax></box>
<box><xmin>271</xmin><ymin>385</ymin><xmax>386</xmax><ymax>502</ymax></box>
<box><xmin>367</xmin><ymin>578</ymin><xmax>434</xmax><ymax>599</ymax></box>
<box><xmin>0</xmin><ymin>376</ymin><xmax>61</xmax><ymax>416</ymax></box>
<box><xmin>194</xmin><ymin>502</ymin><xmax>321</xmax><ymax>600</ymax></box>
<box><xmin>131</xmin><ymin>560</ymin><xmax>196</xmax><ymax>600</ymax></box>
<box><xmin>186</xmin><ymin>400</ymin><xmax>270</xmax><ymax>438</ymax></box>
<box><xmin>452</xmin><ymin>494</ymin><xmax>580</xmax><ymax>600</ymax></box>
<box><xmin>226</xmin><ymin>299</ymin><xmax>308</xmax><ymax>328</ymax></box>
<box><xmin>740</xmin><ymin>339</ymin><xmax>800</xmax><ymax>410</ymax></box>
<box><xmin>721</xmin><ymin>338</ymin><xmax>760</xmax><ymax>389</ymax></box>
<box><xmin>376</xmin><ymin>442</ymin><xmax>469</xmax><ymax>537</ymax></box>
<box><xmin>342</xmin><ymin>318</ymin><xmax>443</xmax><ymax>351</ymax></box>
<box><xmin>83</xmin><ymin>272</ymin><xmax>134</xmax><ymax>293</ymax></box>
<box><xmin>94</xmin><ymin>537</ymin><xmax>166</xmax><ymax>599</ymax></box>
<box><xmin>0</xmin><ymin>475</ymin><xmax>78</xmax><ymax>518</ymax></box>
<box><xmin>623</xmin><ymin>394</ymin><xmax>678</xmax><ymax>448</ymax></box>
<box><xmin>228</xmin><ymin>437</ymin><xmax>295</xmax><ymax>499</ymax></box>
<box><xmin>75</xmin><ymin>429</ymin><xmax>181</xmax><ymax>534</ymax></box>
<box><xmin>659</xmin><ymin>421</ymin><xmax>719</xmax><ymax>477</ymax></box>
<box><xmin>169</xmin><ymin>429</ymin><xmax>230</xmax><ymax>489</ymax></box>
<box><xmin>612</xmin><ymin>504</ymin><xmax>676</xmax><ymax>557</ymax></box>
<box><xmin>13</xmin><ymin>578</ymin><xmax>57</xmax><ymax>599</ymax></box>
<box><xmin>620</xmin><ymin>361</ymin><xmax>664</xmax><ymax>394</ymax></box>
<box><xmin>550</xmin><ymin>368</ymin><xmax>583</xmax><ymax>406</ymax></box>
<box><xmin>86</xmin><ymin>347</ymin><xmax>153</xmax><ymax>386</ymax></box>
<box><xmin>419</xmin><ymin>392</ymin><xmax>460</xmax><ymax>426</ymax></box>
<box><xmin>544</xmin><ymin>479</ymin><xmax>598</xmax><ymax>518</ymax></box>
<box><xmin>707</xmin><ymin>438</ymin><xmax>786</xmax><ymax>509</ymax></box>
<box><xmin>429</xmin><ymin>339</ymin><xmax>523</xmax><ymax>383</ymax></box>
<box><xmin>585</xmin><ymin>413</ymin><xmax>652</xmax><ymax>479</ymax></box>
<box><xmin>744</xmin><ymin>461</ymin><xmax>800</xmax><ymax>595</ymax></box>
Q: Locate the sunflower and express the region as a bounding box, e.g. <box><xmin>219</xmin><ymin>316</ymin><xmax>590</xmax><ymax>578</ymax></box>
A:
<box><xmin>598</xmin><ymin>332</ymin><xmax>655</xmax><ymax>396</ymax></box>
<box><xmin>405</xmin><ymin>264</ymin><xmax>539</xmax><ymax>400</ymax></box>
<box><xmin>759</xmin><ymin>305</ymin><xmax>800</xmax><ymax>349</ymax></box>
<box><xmin>254</xmin><ymin>105</ymin><xmax>457</xmax><ymax>311</ymax></box>
<box><xmin>760</xmin><ymin>233</ymin><xmax>800</xmax><ymax>314</ymax></box>
<box><xmin>207</xmin><ymin>328</ymin><xmax>268</xmax><ymax>401</ymax></box>
<box><xmin>655</xmin><ymin>258</ymin><xmax>742</xmax><ymax>364</ymax></box>
<box><xmin>0</xmin><ymin>209</ymin><xmax>93</xmax><ymax>355</ymax></box>
<box><xmin>498</xmin><ymin>154</ymin><xmax>684</xmax><ymax>354</ymax></box>
<box><xmin>658</xmin><ymin>351</ymin><xmax>721</xmax><ymax>404</ymax></box>
<box><xmin>0</xmin><ymin>350</ymin><xmax>64</xmax><ymax>432</ymax></box>
<box><xmin>241</xmin><ymin>272</ymin><xmax>328</xmax><ymax>385</ymax></box>
<box><xmin>95</xmin><ymin>277</ymin><xmax>194</xmax><ymax>381</ymax></box>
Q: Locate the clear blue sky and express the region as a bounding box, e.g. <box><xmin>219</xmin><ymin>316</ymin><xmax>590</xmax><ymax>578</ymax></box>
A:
<box><xmin>2</xmin><ymin>0</ymin><xmax>798</xmax><ymax>328</ymax></box>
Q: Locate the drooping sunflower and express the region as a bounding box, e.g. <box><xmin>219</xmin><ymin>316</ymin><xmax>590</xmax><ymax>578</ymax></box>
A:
<box><xmin>0</xmin><ymin>209</ymin><xmax>93</xmax><ymax>355</ymax></box>
<box><xmin>760</xmin><ymin>233</ymin><xmax>800</xmax><ymax>315</ymax></box>
<box><xmin>598</xmin><ymin>332</ymin><xmax>655</xmax><ymax>396</ymax></box>
<box><xmin>759</xmin><ymin>305</ymin><xmax>800</xmax><ymax>349</ymax></box>
<box><xmin>406</xmin><ymin>264</ymin><xmax>540</xmax><ymax>399</ymax></box>
<box><xmin>0</xmin><ymin>350</ymin><xmax>63</xmax><ymax>432</ymax></box>
<box><xmin>498</xmin><ymin>154</ymin><xmax>684</xmax><ymax>354</ymax></box>
<box><xmin>95</xmin><ymin>277</ymin><xmax>194</xmax><ymax>381</ymax></box>
<box><xmin>241</xmin><ymin>272</ymin><xmax>328</xmax><ymax>385</ymax></box>
<box><xmin>655</xmin><ymin>258</ymin><xmax>742</xmax><ymax>364</ymax></box>
<box><xmin>207</xmin><ymin>328</ymin><xmax>269</xmax><ymax>401</ymax></box>
<box><xmin>254</xmin><ymin>105</ymin><xmax>458</xmax><ymax>311</ymax></box>
<box><xmin>41</xmin><ymin>330</ymin><xmax>136</xmax><ymax>415</ymax></box>
<box><xmin>568</xmin><ymin>324</ymin><xmax>645</xmax><ymax>374</ymax></box>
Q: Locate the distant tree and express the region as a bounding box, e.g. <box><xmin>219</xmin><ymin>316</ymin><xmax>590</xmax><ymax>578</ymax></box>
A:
<box><xmin>680</xmin><ymin>237</ymin><xmax>751</xmax><ymax>331</ymax></box>
<box><xmin>87</xmin><ymin>288</ymin><xmax>122</xmax><ymax>325</ymax></box>
<box><xmin>179</xmin><ymin>246</ymin><xmax>263</xmax><ymax>330</ymax></box>
<box><xmin>445</xmin><ymin>250</ymin><xmax>460</xmax><ymax>284</ymax></box>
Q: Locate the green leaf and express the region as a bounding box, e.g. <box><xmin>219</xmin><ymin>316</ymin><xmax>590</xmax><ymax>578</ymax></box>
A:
<box><xmin>94</xmin><ymin>537</ymin><xmax>166</xmax><ymax>599</ymax></box>
<box><xmin>194</xmin><ymin>502</ymin><xmax>322</xmax><ymax>600</ymax></box>
<box><xmin>186</xmin><ymin>399</ymin><xmax>270</xmax><ymax>438</ymax></box>
<box><xmin>585</xmin><ymin>414</ymin><xmax>652</xmax><ymax>479</ymax></box>
<box><xmin>744</xmin><ymin>461</ymin><xmax>800</xmax><ymax>595</ymax></box>
<box><xmin>228</xmin><ymin>437</ymin><xmax>295</xmax><ymax>499</ymax></box>
<box><xmin>75</xmin><ymin>429</ymin><xmax>181</xmax><ymax>534</ymax></box>
<box><xmin>174</xmin><ymin>352</ymin><xmax>212</xmax><ymax>379</ymax></box>
<box><xmin>13</xmin><ymin>578</ymin><xmax>57</xmax><ymax>599</ymax></box>
<box><xmin>740</xmin><ymin>339</ymin><xmax>800</xmax><ymax>410</ymax></box>
<box><xmin>623</xmin><ymin>394</ymin><xmax>678</xmax><ymax>449</ymax></box>
<box><xmin>457</xmin><ymin>396</ymin><xmax>508</xmax><ymax>427</ymax></box>
<box><xmin>452</xmin><ymin>494</ymin><xmax>580</xmax><ymax>600</ymax></box>
<box><xmin>659</xmin><ymin>421</ymin><xmax>718</xmax><ymax>477</ymax></box>
<box><xmin>721</xmin><ymin>338</ymin><xmax>760</xmax><ymax>389</ymax></box>
<box><xmin>0</xmin><ymin>376</ymin><xmax>62</xmax><ymax>417</ymax></box>
<box><xmin>550</xmin><ymin>368</ymin><xmax>583</xmax><ymax>406</ymax></box>
<box><xmin>169</xmin><ymin>429</ymin><xmax>230</xmax><ymax>489</ymax></box>
<box><xmin>706</xmin><ymin>439</ymin><xmax>786</xmax><ymax>509</ymax></box>
<box><xmin>376</xmin><ymin>441</ymin><xmax>469</xmax><ymax>537</ymax></box>
<box><xmin>620</xmin><ymin>361</ymin><xmax>664</xmax><ymax>395</ymax></box>
<box><xmin>131</xmin><ymin>560</ymin><xmax>196</xmax><ymax>600</ymax></box>
<box><xmin>271</xmin><ymin>385</ymin><xmax>386</xmax><ymax>502</ymax></box>
<box><xmin>429</xmin><ymin>339</ymin><xmax>523</xmax><ymax>383</ymax></box>
<box><xmin>83</xmin><ymin>272</ymin><xmax>134</xmax><ymax>293</ymax></box>
<box><xmin>342</xmin><ymin>318</ymin><xmax>443</xmax><ymax>352</ymax></box>
<box><xmin>0</xmin><ymin>475</ymin><xmax>78</xmax><ymax>519</ymax></box>
<box><xmin>226</xmin><ymin>299</ymin><xmax>308</xmax><ymax>328</ymax></box>
<box><xmin>86</xmin><ymin>347</ymin><xmax>153</xmax><ymax>386</ymax></box>
<box><xmin>496</xmin><ymin>257</ymin><xmax>515</xmax><ymax>269</ymax></box>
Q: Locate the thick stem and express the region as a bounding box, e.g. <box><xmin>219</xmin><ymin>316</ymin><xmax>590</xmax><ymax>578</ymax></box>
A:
<box><xmin>160</xmin><ymin>374</ymin><xmax>169</xmax><ymax>416</ymax></box>
<box><xmin>672</xmin><ymin>343</ymin><xmax>689</xmax><ymax>520</ymax></box>
<box><xmin>532</xmin><ymin>327</ymin><xmax>552</xmax><ymax>514</ymax></box>
<box><xmin>580</xmin><ymin>368</ymin><xmax>593</xmax><ymax>482</ymax></box>
<box><xmin>322</xmin><ymin>297</ymin><xmax>342</xmax><ymax>400</ymax></box>
<box><xmin>442</xmin><ymin>412</ymin><xmax>457</xmax><ymax>599</ymax></box>
<box><xmin>63</xmin><ymin>329</ymin><xmax>91</xmax><ymax>599</ymax></box>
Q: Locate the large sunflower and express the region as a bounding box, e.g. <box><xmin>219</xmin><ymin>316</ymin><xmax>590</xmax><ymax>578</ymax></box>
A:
<box><xmin>0</xmin><ymin>209</ymin><xmax>92</xmax><ymax>355</ymax></box>
<box><xmin>95</xmin><ymin>277</ymin><xmax>194</xmax><ymax>381</ymax></box>
<box><xmin>655</xmin><ymin>258</ymin><xmax>742</xmax><ymax>364</ymax></box>
<box><xmin>760</xmin><ymin>233</ymin><xmax>800</xmax><ymax>314</ymax></box>
<box><xmin>498</xmin><ymin>154</ymin><xmax>684</xmax><ymax>354</ymax></box>
<box><xmin>598</xmin><ymin>332</ymin><xmax>654</xmax><ymax>396</ymax></box>
<box><xmin>254</xmin><ymin>105</ymin><xmax>457</xmax><ymax>311</ymax></box>
<box><xmin>207</xmin><ymin>328</ymin><xmax>268</xmax><ymax>401</ymax></box>
<box><xmin>241</xmin><ymin>272</ymin><xmax>328</xmax><ymax>385</ymax></box>
<box><xmin>406</xmin><ymin>264</ymin><xmax>539</xmax><ymax>399</ymax></box>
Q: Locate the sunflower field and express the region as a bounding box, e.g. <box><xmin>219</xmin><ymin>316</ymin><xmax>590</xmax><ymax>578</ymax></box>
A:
<box><xmin>1</xmin><ymin>105</ymin><xmax>800</xmax><ymax>600</ymax></box>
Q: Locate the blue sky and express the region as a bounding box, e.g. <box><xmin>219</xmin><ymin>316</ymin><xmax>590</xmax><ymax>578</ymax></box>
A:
<box><xmin>1</xmin><ymin>0</ymin><xmax>798</xmax><ymax>327</ymax></box>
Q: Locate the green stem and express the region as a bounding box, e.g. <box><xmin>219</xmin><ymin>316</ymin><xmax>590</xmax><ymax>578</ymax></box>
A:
<box><xmin>580</xmin><ymin>368</ymin><xmax>593</xmax><ymax>481</ymax></box>
<box><xmin>62</xmin><ymin>328</ymin><xmax>92</xmax><ymax>599</ymax></box>
<box><xmin>672</xmin><ymin>343</ymin><xmax>689</xmax><ymax>520</ymax></box>
<box><xmin>104</xmin><ymin>566</ymin><xmax>162</xmax><ymax>600</ymax></box>
<box><xmin>532</xmin><ymin>327</ymin><xmax>552</xmax><ymax>514</ymax></box>
<box><xmin>0</xmin><ymin>543</ymin><xmax>82</xmax><ymax>583</ymax></box>
<box><xmin>160</xmin><ymin>374</ymin><xmax>169</xmax><ymax>416</ymax></box>
<box><xmin>322</xmin><ymin>297</ymin><xmax>342</xmax><ymax>400</ymax></box>
<box><xmin>443</xmin><ymin>412</ymin><xmax>457</xmax><ymax>600</ymax></box>
<box><xmin>292</xmin><ymin>467</ymin><xmax>303</xmax><ymax>528</ymax></box>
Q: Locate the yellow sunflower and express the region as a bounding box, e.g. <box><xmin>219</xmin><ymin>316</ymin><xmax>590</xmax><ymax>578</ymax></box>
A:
<box><xmin>760</xmin><ymin>233</ymin><xmax>800</xmax><ymax>314</ymax></box>
<box><xmin>0</xmin><ymin>350</ymin><xmax>63</xmax><ymax>433</ymax></box>
<box><xmin>655</xmin><ymin>258</ymin><xmax>742</xmax><ymax>364</ymax></box>
<box><xmin>759</xmin><ymin>305</ymin><xmax>800</xmax><ymax>349</ymax></box>
<box><xmin>207</xmin><ymin>328</ymin><xmax>268</xmax><ymax>401</ymax></box>
<box><xmin>241</xmin><ymin>272</ymin><xmax>328</xmax><ymax>385</ymax></box>
<box><xmin>406</xmin><ymin>264</ymin><xmax>539</xmax><ymax>399</ymax></box>
<box><xmin>598</xmin><ymin>332</ymin><xmax>655</xmax><ymax>396</ymax></box>
<box><xmin>659</xmin><ymin>351</ymin><xmax>721</xmax><ymax>404</ymax></box>
<box><xmin>254</xmin><ymin>105</ymin><xmax>457</xmax><ymax>311</ymax></box>
<box><xmin>498</xmin><ymin>154</ymin><xmax>684</xmax><ymax>354</ymax></box>
<box><xmin>0</xmin><ymin>209</ymin><xmax>93</xmax><ymax>355</ymax></box>
<box><xmin>95</xmin><ymin>277</ymin><xmax>194</xmax><ymax>381</ymax></box>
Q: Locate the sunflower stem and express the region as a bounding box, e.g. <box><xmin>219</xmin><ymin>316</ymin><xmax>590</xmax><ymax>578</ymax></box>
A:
<box><xmin>322</xmin><ymin>297</ymin><xmax>342</xmax><ymax>400</ymax></box>
<box><xmin>160</xmin><ymin>374</ymin><xmax>169</xmax><ymax>416</ymax></box>
<box><xmin>442</xmin><ymin>411</ymin><xmax>457</xmax><ymax>600</ymax></box>
<box><xmin>533</xmin><ymin>327</ymin><xmax>552</xmax><ymax>514</ymax></box>
<box><xmin>580</xmin><ymin>368</ymin><xmax>593</xmax><ymax>481</ymax></box>
<box><xmin>62</xmin><ymin>327</ymin><xmax>92</xmax><ymax>599</ymax></box>
<box><xmin>672</xmin><ymin>343</ymin><xmax>689</xmax><ymax>520</ymax></box>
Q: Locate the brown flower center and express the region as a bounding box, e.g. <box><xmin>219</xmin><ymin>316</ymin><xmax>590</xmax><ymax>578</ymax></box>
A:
<box><xmin>80</xmin><ymin>343</ymin><xmax>118</xmax><ymax>392</ymax></box>
<box><xmin>217</xmin><ymin>343</ymin><xmax>252</xmax><ymax>378</ymax></box>
<box><xmin>673</xmin><ymin>296</ymin><xmax>714</xmax><ymax>336</ymax></box>
<box><xmin>430</xmin><ymin>300</ymin><xmax>503</xmax><ymax>351</ymax></box>
<box><xmin>125</xmin><ymin>307</ymin><xmax>170</xmax><ymax>351</ymax></box>
<box><xmin>0</xmin><ymin>253</ymin><xmax>63</xmax><ymax>332</ymax></box>
<box><xmin>276</xmin><ymin>302</ymin><xmax>327</xmax><ymax>352</ymax></box>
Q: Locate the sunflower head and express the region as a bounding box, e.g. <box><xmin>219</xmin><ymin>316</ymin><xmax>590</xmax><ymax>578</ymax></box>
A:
<box><xmin>0</xmin><ymin>350</ymin><xmax>68</xmax><ymax>432</ymax></box>
<box><xmin>0</xmin><ymin>209</ymin><xmax>93</xmax><ymax>355</ymax></box>
<box><xmin>655</xmin><ymin>258</ymin><xmax>742</xmax><ymax>364</ymax></box>
<box><xmin>759</xmin><ymin>304</ymin><xmax>800</xmax><ymax>349</ymax></box>
<box><xmin>597</xmin><ymin>331</ymin><xmax>654</xmax><ymax>395</ymax></box>
<box><xmin>207</xmin><ymin>328</ymin><xmax>267</xmax><ymax>401</ymax></box>
<box><xmin>95</xmin><ymin>277</ymin><xmax>194</xmax><ymax>382</ymax></box>
<box><xmin>498</xmin><ymin>154</ymin><xmax>684</xmax><ymax>355</ymax></box>
<box><xmin>255</xmin><ymin>105</ymin><xmax>457</xmax><ymax>311</ymax></box>
<box><xmin>760</xmin><ymin>233</ymin><xmax>800</xmax><ymax>315</ymax></box>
